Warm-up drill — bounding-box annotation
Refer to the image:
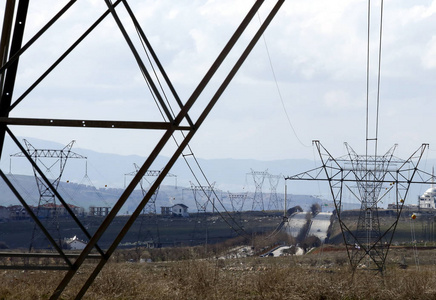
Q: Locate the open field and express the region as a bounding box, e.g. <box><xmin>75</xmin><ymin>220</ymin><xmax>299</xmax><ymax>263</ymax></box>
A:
<box><xmin>1</xmin><ymin>246</ymin><xmax>436</xmax><ymax>299</ymax></box>
<box><xmin>328</xmin><ymin>210</ymin><xmax>436</xmax><ymax>244</ymax></box>
<box><xmin>0</xmin><ymin>211</ymin><xmax>284</xmax><ymax>249</ymax></box>
<box><xmin>3</xmin><ymin>209</ymin><xmax>435</xmax><ymax>250</ymax></box>
<box><xmin>2</xmin><ymin>210</ymin><xmax>436</xmax><ymax>298</ymax></box>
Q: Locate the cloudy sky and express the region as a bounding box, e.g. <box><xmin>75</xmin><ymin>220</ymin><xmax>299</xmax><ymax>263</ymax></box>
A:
<box><xmin>1</xmin><ymin>0</ymin><xmax>436</xmax><ymax>163</ymax></box>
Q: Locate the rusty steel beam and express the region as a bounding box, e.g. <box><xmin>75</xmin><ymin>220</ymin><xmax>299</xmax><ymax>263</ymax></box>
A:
<box><xmin>0</xmin><ymin>0</ymin><xmax>76</xmax><ymax>75</ymax></box>
<box><xmin>8</xmin><ymin>0</ymin><xmax>123</xmax><ymax>112</ymax></box>
<box><xmin>121</xmin><ymin>0</ymin><xmax>195</xmax><ymax>128</ymax></box>
<box><xmin>0</xmin><ymin>0</ymin><xmax>16</xmax><ymax>96</ymax></box>
<box><xmin>0</xmin><ymin>117</ymin><xmax>191</xmax><ymax>130</ymax></box>
<box><xmin>0</xmin><ymin>252</ymin><xmax>100</xmax><ymax>258</ymax></box>
<box><xmin>104</xmin><ymin>0</ymin><xmax>174</xmax><ymax>123</ymax></box>
<box><xmin>0</xmin><ymin>169</ymin><xmax>74</xmax><ymax>269</ymax></box>
<box><xmin>0</xmin><ymin>0</ymin><xmax>29</xmax><ymax>159</ymax></box>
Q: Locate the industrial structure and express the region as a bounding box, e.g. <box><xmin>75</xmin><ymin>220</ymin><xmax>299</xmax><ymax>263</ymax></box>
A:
<box><xmin>228</xmin><ymin>192</ymin><xmax>247</xmax><ymax>213</ymax></box>
<box><xmin>267</xmin><ymin>173</ymin><xmax>281</xmax><ymax>210</ymax></box>
<box><xmin>284</xmin><ymin>1</ymin><xmax>434</xmax><ymax>272</ymax></box>
<box><xmin>188</xmin><ymin>182</ymin><xmax>215</xmax><ymax>245</ymax></box>
<box><xmin>286</xmin><ymin>141</ymin><xmax>432</xmax><ymax>271</ymax></box>
<box><xmin>0</xmin><ymin>0</ymin><xmax>283</xmax><ymax>298</ymax></box>
<box><xmin>249</xmin><ymin>169</ymin><xmax>268</xmax><ymax>211</ymax></box>
<box><xmin>124</xmin><ymin>165</ymin><xmax>177</xmax><ymax>246</ymax></box>
<box><xmin>418</xmin><ymin>170</ymin><xmax>436</xmax><ymax>209</ymax></box>
<box><xmin>10</xmin><ymin>139</ymin><xmax>86</xmax><ymax>250</ymax></box>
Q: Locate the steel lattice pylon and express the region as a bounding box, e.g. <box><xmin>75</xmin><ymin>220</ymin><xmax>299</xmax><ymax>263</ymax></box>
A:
<box><xmin>250</xmin><ymin>169</ymin><xmax>268</xmax><ymax>211</ymax></box>
<box><xmin>190</xmin><ymin>182</ymin><xmax>215</xmax><ymax>213</ymax></box>
<box><xmin>10</xmin><ymin>139</ymin><xmax>86</xmax><ymax>250</ymax></box>
<box><xmin>228</xmin><ymin>192</ymin><xmax>247</xmax><ymax>213</ymax></box>
<box><xmin>124</xmin><ymin>164</ymin><xmax>177</xmax><ymax>216</ymax></box>
<box><xmin>0</xmin><ymin>1</ymin><xmax>284</xmax><ymax>298</ymax></box>
<box><xmin>189</xmin><ymin>182</ymin><xmax>215</xmax><ymax>245</ymax></box>
<box><xmin>286</xmin><ymin>140</ymin><xmax>433</xmax><ymax>271</ymax></box>
<box><xmin>124</xmin><ymin>164</ymin><xmax>176</xmax><ymax>247</ymax></box>
<box><xmin>267</xmin><ymin>173</ymin><xmax>281</xmax><ymax>210</ymax></box>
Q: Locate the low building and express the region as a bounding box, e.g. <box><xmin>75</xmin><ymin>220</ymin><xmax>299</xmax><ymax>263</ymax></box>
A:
<box><xmin>418</xmin><ymin>186</ymin><xmax>436</xmax><ymax>209</ymax></box>
<box><xmin>418</xmin><ymin>169</ymin><xmax>436</xmax><ymax>209</ymax></box>
<box><xmin>36</xmin><ymin>203</ymin><xmax>86</xmax><ymax>218</ymax></box>
<box><xmin>172</xmin><ymin>203</ymin><xmax>189</xmax><ymax>218</ymax></box>
<box><xmin>8</xmin><ymin>205</ymin><xmax>29</xmax><ymax>220</ymax></box>
<box><xmin>160</xmin><ymin>204</ymin><xmax>189</xmax><ymax>217</ymax></box>
<box><xmin>161</xmin><ymin>206</ymin><xmax>172</xmax><ymax>216</ymax></box>
<box><xmin>89</xmin><ymin>206</ymin><xmax>111</xmax><ymax>216</ymax></box>
<box><xmin>65</xmin><ymin>235</ymin><xmax>87</xmax><ymax>250</ymax></box>
<box><xmin>0</xmin><ymin>206</ymin><xmax>9</xmax><ymax>221</ymax></box>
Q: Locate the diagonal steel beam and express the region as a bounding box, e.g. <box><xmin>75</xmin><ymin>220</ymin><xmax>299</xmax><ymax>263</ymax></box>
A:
<box><xmin>0</xmin><ymin>169</ymin><xmax>74</xmax><ymax>268</ymax></box>
<box><xmin>0</xmin><ymin>0</ymin><xmax>77</xmax><ymax>75</ymax></box>
<box><xmin>121</xmin><ymin>0</ymin><xmax>195</xmax><ymax>127</ymax></box>
<box><xmin>103</xmin><ymin>0</ymin><xmax>174</xmax><ymax>123</ymax></box>
<box><xmin>8</xmin><ymin>0</ymin><xmax>123</xmax><ymax>112</ymax></box>
<box><xmin>0</xmin><ymin>0</ymin><xmax>29</xmax><ymax>159</ymax></box>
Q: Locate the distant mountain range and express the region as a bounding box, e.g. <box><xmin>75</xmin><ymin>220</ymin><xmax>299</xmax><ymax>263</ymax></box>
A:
<box><xmin>0</xmin><ymin>137</ymin><xmax>431</xmax><ymax>212</ymax></box>
<box><xmin>0</xmin><ymin>173</ymin><xmax>334</xmax><ymax>215</ymax></box>
<box><xmin>0</xmin><ymin>136</ymin><xmax>323</xmax><ymax>194</ymax></box>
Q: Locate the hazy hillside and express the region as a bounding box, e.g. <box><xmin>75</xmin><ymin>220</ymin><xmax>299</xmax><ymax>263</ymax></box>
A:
<box><xmin>0</xmin><ymin>136</ymin><xmax>431</xmax><ymax>211</ymax></box>
<box><xmin>0</xmin><ymin>137</ymin><xmax>325</xmax><ymax>197</ymax></box>
<box><xmin>0</xmin><ymin>174</ymin><xmax>331</xmax><ymax>215</ymax></box>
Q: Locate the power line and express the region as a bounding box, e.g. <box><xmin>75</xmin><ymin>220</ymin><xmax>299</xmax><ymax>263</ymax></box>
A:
<box><xmin>132</xmin><ymin>24</ymin><xmax>251</xmax><ymax>239</ymax></box>
<box><xmin>365</xmin><ymin>0</ymin><xmax>384</xmax><ymax>158</ymax></box>
<box><xmin>258</xmin><ymin>13</ymin><xmax>311</xmax><ymax>148</ymax></box>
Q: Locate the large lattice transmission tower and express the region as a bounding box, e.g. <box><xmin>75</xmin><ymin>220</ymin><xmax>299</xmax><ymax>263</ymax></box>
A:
<box><xmin>11</xmin><ymin>139</ymin><xmax>86</xmax><ymax>250</ymax></box>
<box><xmin>249</xmin><ymin>169</ymin><xmax>268</xmax><ymax>211</ymax></box>
<box><xmin>285</xmin><ymin>1</ymin><xmax>435</xmax><ymax>272</ymax></box>
<box><xmin>188</xmin><ymin>182</ymin><xmax>216</xmax><ymax>245</ymax></box>
<box><xmin>228</xmin><ymin>192</ymin><xmax>247</xmax><ymax>213</ymax></box>
<box><xmin>124</xmin><ymin>164</ymin><xmax>176</xmax><ymax>215</ymax></box>
<box><xmin>267</xmin><ymin>173</ymin><xmax>281</xmax><ymax>210</ymax></box>
<box><xmin>189</xmin><ymin>181</ymin><xmax>216</xmax><ymax>214</ymax></box>
<box><xmin>124</xmin><ymin>164</ymin><xmax>176</xmax><ymax>246</ymax></box>
<box><xmin>0</xmin><ymin>0</ymin><xmax>283</xmax><ymax>298</ymax></box>
<box><xmin>286</xmin><ymin>140</ymin><xmax>431</xmax><ymax>271</ymax></box>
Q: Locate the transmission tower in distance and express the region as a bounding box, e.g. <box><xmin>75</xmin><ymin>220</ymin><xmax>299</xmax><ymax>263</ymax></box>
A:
<box><xmin>11</xmin><ymin>139</ymin><xmax>86</xmax><ymax>250</ymax></box>
<box><xmin>188</xmin><ymin>182</ymin><xmax>216</xmax><ymax>245</ymax></box>
<box><xmin>286</xmin><ymin>140</ymin><xmax>432</xmax><ymax>271</ymax></box>
<box><xmin>189</xmin><ymin>181</ymin><xmax>216</xmax><ymax>214</ymax></box>
<box><xmin>267</xmin><ymin>173</ymin><xmax>281</xmax><ymax>210</ymax></box>
<box><xmin>124</xmin><ymin>164</ymin><xmax>176</xmax><ymax>246</ymax></box>
<box><xmin>249</xmin><ymin>169</ymin><xmax>268</xmax><ymax>211</ymax></box>
<box><xmin>228</xmin><ymin>192</ymin><xmax>247</xmax><ymax>213</ymax></box>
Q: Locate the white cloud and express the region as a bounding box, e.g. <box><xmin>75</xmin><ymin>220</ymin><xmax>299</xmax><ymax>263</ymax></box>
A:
<box><xmin>323</xmin><ymin>90</ymin><xmax>355</xmax><ymax>110</ymax></box>
<box><xmin>1</xmin><ymin>0</ymin><xmax>436</xmax><ymax>162</ymax></box>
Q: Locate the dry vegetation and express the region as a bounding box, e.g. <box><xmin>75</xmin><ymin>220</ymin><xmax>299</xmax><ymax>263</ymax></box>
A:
<box><xmin>2</xmin><ymin>245</ymin><xmax>436</xmax><ymax>299</ymax></box>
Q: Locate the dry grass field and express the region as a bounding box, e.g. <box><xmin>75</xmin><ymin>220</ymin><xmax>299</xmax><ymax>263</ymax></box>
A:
<box><xmin>2</xmin><ymin>245</ymin><xmax>436</xmax><ymax>299</ymax></box>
